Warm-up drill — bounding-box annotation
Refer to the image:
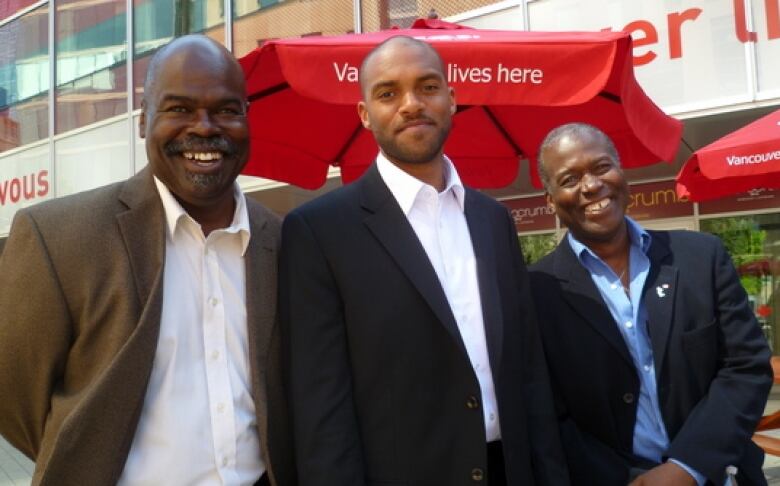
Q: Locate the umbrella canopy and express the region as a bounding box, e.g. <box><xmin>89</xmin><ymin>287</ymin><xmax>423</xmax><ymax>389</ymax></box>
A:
<box><xmin>239</xmin><ymin>19</ymin><xmax>682</xmax><ymax>190</ymax></box>
<box><xmin>676</xmin><ymin>108</ymin><xmax>780</xmax><ymax>201</ymax></box>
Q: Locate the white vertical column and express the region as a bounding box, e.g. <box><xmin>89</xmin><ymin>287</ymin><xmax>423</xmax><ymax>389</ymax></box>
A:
<box><xmin>48</xmin><ymin>0</ymin><xmax>56</xmax><ymax>196</ymax></box>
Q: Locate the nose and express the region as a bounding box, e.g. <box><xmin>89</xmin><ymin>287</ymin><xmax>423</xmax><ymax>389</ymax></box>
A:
<box><xmin>399</xmin><ymin>90</ymin><xmax>424</xmax><ymax>115</ymax></box>
<box><xmin>581</xmin><ymin>172</ymin><xmax>603</xmax><ymax>193</ymax></box>
<box><xmin>188</xmin><ymin>109</ymin><xmax>220</xmax><ymax>136</ymax></box>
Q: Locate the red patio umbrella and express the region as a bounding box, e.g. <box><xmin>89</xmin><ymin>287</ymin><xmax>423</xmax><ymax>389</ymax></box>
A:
<box><xmin>676</xmin><ymin>108</ymin><xmax>780</xmax><ymax>201</ymax></box>
<box><xmin>239</xmin><ymin>19</ymin><xmax>682</xmax><ymax>190</ymax></box>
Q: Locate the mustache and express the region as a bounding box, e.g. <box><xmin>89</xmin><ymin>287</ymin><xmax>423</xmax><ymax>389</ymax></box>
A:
<box><xmin>164</xmin><ymin>136</ymin><xmax>237</xmax><ymax>156</ymax></box>
<box><xmin>396</xmin><ymin>116</ymin><xmax>435</xmax><ymax>131</ymax></box>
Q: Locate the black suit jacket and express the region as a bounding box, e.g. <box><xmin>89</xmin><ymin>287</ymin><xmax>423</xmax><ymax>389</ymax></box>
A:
<box><xmin>529</xmin><ymin>229</ymin><xmax>772</xmax><ymax>486</ymax></box>
<box><xmin>279</xmin><ymin>163</ymin><xmax>568</xmax><ymax>486</ymax></box>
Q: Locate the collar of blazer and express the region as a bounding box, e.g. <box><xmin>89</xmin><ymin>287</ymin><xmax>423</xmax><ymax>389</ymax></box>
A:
<box><xmin>356</xmin><ymin>162</ymin><xmax>504</xmax><ymax>373</ymax></box>
<box><xmin>550</xmin><ymin>232</ymin><xmax>678</xmax><ymax>372</ymax></box>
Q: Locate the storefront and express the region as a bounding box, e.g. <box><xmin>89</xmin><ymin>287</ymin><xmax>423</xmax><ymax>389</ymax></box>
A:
<box><xmin>1</xmin><ymin>0</ymin><xmax>779</xmax><ymax>346</ymax></box>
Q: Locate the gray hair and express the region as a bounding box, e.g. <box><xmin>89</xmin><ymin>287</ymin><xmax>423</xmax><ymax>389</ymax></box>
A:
<box><xmin>537</xmin><ymin>123</ymin><xmax>619</xmax><ymax>190</ymax></box>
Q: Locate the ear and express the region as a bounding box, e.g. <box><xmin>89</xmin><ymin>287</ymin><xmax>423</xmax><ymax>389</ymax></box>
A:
<box><xmin>545</xmin><ymin>192</ymin><xmax>556</xmax><ymax>213</ymax></box>
<box><xmin>357</xmin><ymin>101</ymin><xmax>371</xmax><ymax>129</ymax></box>
<box><xmin>449</xmin><ymin>86</ymin><xmax>456</xmax><ymax>115</ymax></box>
<box><xmin>139</xmin><ymin>100</ymin><xmax>147</xmax><ymax>139</ymax></box>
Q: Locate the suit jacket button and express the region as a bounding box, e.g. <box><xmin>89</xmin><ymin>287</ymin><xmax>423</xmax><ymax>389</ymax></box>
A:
<box><xmin>471</xmin><ymin>468</ymin><xmax>484</xmax><ymax>481</ymax></box>
<box><xmin>623</xmin><ymin>393</ymin><xmax>635</xmax><ymax>404</ymax></box>
<box><xmin>466</xmin><ymin>396</ymin><xmax>480</xmax><ymax>409</ymax></box>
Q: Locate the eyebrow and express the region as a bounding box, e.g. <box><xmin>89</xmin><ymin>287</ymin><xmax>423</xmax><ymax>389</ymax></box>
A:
<box><xmin>370</xmin><ymin>73</ymin><xmax>444</xmax><ymax>94</ymax></box>
<box><xmin>159</xmin><ymin>94</ymin><xmax>244</xmax><ymax>106</ymax></box>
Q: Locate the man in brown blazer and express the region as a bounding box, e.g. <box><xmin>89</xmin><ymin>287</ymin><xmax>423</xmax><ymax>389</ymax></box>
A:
<box><xmin>0</xmin><ymin>35</ymin><xmax>294</xmax><ymax>486</ymax></box>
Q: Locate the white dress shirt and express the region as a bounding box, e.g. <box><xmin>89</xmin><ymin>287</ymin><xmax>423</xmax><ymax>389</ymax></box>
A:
<box><xmin>118</xmin><ymin>178</ymin><xmax>264</xmax><ymax>486</ymax></box>
<box><xmin>376</xmin><ymin>153</ymin><xmax>501</xmax><ymax>442</ymax></box>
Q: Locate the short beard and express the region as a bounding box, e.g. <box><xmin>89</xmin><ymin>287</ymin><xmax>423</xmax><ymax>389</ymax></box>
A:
<box><xmin>185</xmin><ymin>171</ymin><xmax>222</xmax><ymax>190</ymax></box>
<box><xmin>379</xmin><ymin>121</ymin><xmax>450</xmax><ymax>165</ymax></box>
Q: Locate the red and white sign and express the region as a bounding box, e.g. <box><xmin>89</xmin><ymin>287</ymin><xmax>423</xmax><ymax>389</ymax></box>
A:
<box><xmin>524</xmin><ymin>0</ymin><xmax>780</xmax><ymax>113</ymax></box>
<box><xmin>0</xmin><ymin>146</ymin><xmax>51</xmax><ymax>235</ymax></box>
<box><xmin>502</xmin><ymin>195</ymin><xmax>557</xmax><ymax>231</ymax></box>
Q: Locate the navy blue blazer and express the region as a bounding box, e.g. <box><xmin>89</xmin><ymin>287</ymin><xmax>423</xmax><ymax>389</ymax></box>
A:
<box><xmin>530</xmin><ymin>229</ymin><xmax>772</xmax><ymax>486</ymax></box>
<box><xmin>280</xmin><ymin>163</ymin><xmax>569</xmax><ymax>486</ymax></box>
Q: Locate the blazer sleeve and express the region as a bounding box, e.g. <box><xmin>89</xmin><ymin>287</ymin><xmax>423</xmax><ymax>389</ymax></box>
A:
<box><xmin>0</xmin><ymin>210</ymin><xmax>73</xmax><ymax>459</ymax></box>
<box><xmin>279</xmin><ymin>210</ymin><xmax>365</xmax><ymax>486</ymax></box>
<box><xmin>665</xmin><ymin>237</ymin><xmax>772</xmax><ymax>483</ymax></box>
<box><xmin>508</xmin><ymin>211</ymin><xmax>570</xmax><ymax>485</ymax></box>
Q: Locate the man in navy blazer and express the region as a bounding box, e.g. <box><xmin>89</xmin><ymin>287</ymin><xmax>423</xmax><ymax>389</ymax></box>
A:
<box><xmin>529</xmin><ymin>123</ymin><xmax>772</xmax><ymax>485</ymax></box>
<box><xmin>279</xmin><ymin>36</ymin><xmax>568</xmax><ymax>485</ymax></box>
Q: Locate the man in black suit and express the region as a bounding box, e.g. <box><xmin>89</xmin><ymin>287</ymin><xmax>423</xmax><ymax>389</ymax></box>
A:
<box><xmin>530</xmin><ymin>122</ymin><xmax>772</xmax><ymax>486</ymax></box>
<box><xmin>279</xmin><ymin>36</ymin><xmax>568</xmax><ymax>486</ymax></box>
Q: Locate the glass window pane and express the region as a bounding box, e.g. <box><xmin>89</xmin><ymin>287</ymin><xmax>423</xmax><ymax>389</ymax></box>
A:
<box><xmin>133</xmin><ymin>0</ymin><xmax>226</xmax><ymax>109</ymax></box>
<box><xmin>232</xmin><ymin>0</ymin><xmax>354</xmax><ymax>59</ymax></box>
<box><xmin>700</xmin><ymin>213</ymin><xmax>780</xmax><ymax>354</ymax></box>
<box><xmin>55</xmin><ymin>0</ymin><xmax>127</xmax><ymax>134</ymax></box>
<box><xmin>0</xmin><ymin>0</ymin><xmax>41</xmax><ymax>23</ymax></box>
<box><xmin>0</xmin><ymin>4</ymin><xmax>48</xmax><ymax>154</ymax></box>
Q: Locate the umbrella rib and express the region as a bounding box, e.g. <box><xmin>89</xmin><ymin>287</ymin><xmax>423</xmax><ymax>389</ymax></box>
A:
<box><xmin>333</xmin><ymin>122</ymin><xmax>365</xmax><ymax>166</ymax></box>
<box><xmin>598</xmin><ymin>91</ymin><xmax>621</xmax><ymax>103</ymax></box>
<box><xmin>482</xmin><ymin>106</ymin><xmax>524</xmax><ymax>158</ymax></box>
<box><xmin>248</xmin><ymin>82</ymin><xmax>290</xmax><ymax>102</ymax></box>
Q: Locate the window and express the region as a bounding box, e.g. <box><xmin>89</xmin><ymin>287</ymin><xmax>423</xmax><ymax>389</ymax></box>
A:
<box><xmin>0</xmin><ymin>4</ymin><xmax>48</xmax><ymax>153</ymax></box>
<box><xmin>55</xmin><ymin>0</ymin><xmax>127</xmax><ymax>133</ymax></box>
<box><xmin>701</xmin><ymin>213</ymin><xmax>780</xmax><ymax>353</ymax></box>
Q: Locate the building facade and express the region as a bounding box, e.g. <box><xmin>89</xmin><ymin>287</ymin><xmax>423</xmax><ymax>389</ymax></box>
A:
<box><xmin>1</xmin><ymin>0</ymin><xmax>779</xmax><ymax>349</ymax></box>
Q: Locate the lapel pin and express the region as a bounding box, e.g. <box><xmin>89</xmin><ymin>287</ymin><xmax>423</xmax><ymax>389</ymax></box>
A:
<box><xmin>656</xmin><ymin>285</ymin><xmax>667</xmax><ymax>298</ymax></box>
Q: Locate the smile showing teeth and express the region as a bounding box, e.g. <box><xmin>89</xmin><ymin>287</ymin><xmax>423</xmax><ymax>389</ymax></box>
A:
<box><xmin>584</xmin><ymin>198</ymin><xmax>610</xmax><ymax>214</ymax></box>
<box><xmin>182</xmin><ymin>152</ymin><xmax>222</xmax><ymax>163</ymax></box>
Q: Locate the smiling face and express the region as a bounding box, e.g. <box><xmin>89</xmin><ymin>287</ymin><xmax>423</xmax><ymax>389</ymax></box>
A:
<box><xmin>140</xmin><ymin>36</ymin><xmax>248</xmax><ymax>218</ymax></box>
<box><xmin>541</xmin><ymin>130</ymin><xmax>629</xmax><ymax>246</ymax></box>
<box><xmin>357</xmin><ymin>37</ymin><xmax>456</xmax><ymax>168</ymax></box>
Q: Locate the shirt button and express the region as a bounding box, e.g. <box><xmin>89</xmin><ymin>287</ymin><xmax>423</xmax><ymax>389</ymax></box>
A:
<box><xmin>611</xmin><ymin>283</ymin><xmax>618</xmax><ymax>290</ymax></box>
<box><xmin>471</xmin><ymin>468</ymin><xmax>484</xmax><ymax>481</ymax></box>
<box><xmin>210</xmin><ymin>297</ymin><xmax>219</xmax><ymax>307</ymax></box>
<box><xmin>489</xmin><ymin>413</ymin><xmax>496</xmax><ymax>421</ymax></box>
<box><xmin>221</xmin><ymin>456</ymin><xmax>228</xmax><ymax>467</ymax></box>
<box><xmin>466</xmin><ymin>396</ymin><xmax>480</xmax><ymax>409</ymax></box>
<box><xmin>217</xmin><ymin>403</ymin><xmax>225</xmax><ymax>413</ymax></box>
<box><xmin>211</xmin><ymin>350</ymin><xmax>220</xmax><ymax>360</ymax></box>
<box><xmin>623</xmin><ymin>393</ymin><xmax>635</xmax><ymax>404</ymax></box>
<box><xmin>625</xmin><ymin>321</ymin><xmax>633</xmax><ymax>329</ymax></box>
<box><xmin>643</xmin><ymin>365</ymin><xmax>651</xmax><ymax>372</ymax></box>
<box><xmin>474</xmin><ymin>363</ymin><xmax>480</xmax><ymax>371</ymax></box>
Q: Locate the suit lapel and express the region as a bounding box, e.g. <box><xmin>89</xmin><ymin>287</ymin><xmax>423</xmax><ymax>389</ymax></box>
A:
<box><xmin>84</xmin><ymin>168</ymin><xmax>165</xmax><ymax>482</ymax></box>
<box><xmin>117</xmin><ymin>168</ymin><xmax>165</xmax><ymax>308</ymax></box>
<box><xmin>554</xmin><ymin>241</ymin><xmax>634</xmax><ymax>368</ymax></box>
<box><xmin>464</xmin><ymin>191</ymin><xmax>503</xmax><ymax>376</ymax></box>
<box><xmin>643</xmin><ymin>234</ymin><xmax>676</xmax><ymax>372</ymax></box>
<box><xmin>244</xmin><ymin>202</ymin><xmax>276</xmax><ymax>460</ymax></box>
<box><xmin>360</xmin><ymin>164</ymin><xmax>467</xmax><ymax>356</ymax></box>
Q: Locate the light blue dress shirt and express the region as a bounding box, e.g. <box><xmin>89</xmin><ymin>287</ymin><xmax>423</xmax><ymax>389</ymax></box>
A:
<box><xmin>567</xmin><ymin>217</ymin><xmax>706</xmax><ymax>485</ymax></box>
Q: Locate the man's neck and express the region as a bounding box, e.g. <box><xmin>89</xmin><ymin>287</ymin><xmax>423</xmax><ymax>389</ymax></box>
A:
<box><xmin>178</xmin><ymin>194</ymin><xmax>236</xmax><ymax>237</ymax></box>
<box><xmin>390</xmin><ymin>156</ymin><xmax>446</xmax><ymax>192</ymax></box>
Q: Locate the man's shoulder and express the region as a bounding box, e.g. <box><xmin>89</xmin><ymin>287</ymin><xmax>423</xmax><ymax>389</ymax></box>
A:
<box><xmin>648</xmin><ymin>229</ymin><xmax>722</xmax><ymax>253</ymax></box>
<box><xmin>464</xmin><ymin>187</ymin><xmax>508</xmax><ymax>214</ymax></box>
<box><xmin>19</xmin><ymin>178</ymin><xmax>128</xmax><ymax>227</ymax></box>
<box><xmin>529</xmin><ymin>243</ymin><xmax>561</xmax><ymax>275</ymax></box>
<box><xmin>289</xmin><ymin>181</ymin><xmax>362</xmax><ymax>219</ymax></box>
<box><xmin>245</xmin><ymin>196</ymin><xmax>281</xmax><ymax>227</ymax></box>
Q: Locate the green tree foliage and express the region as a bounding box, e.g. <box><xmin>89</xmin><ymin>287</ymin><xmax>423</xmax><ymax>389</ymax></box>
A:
<box><xmin>700</xmin><ymin>217</ymin><xmax>766</xmax><ymax>295</ymax></box>
<box><xmin>518</xmin><ymin>233</ymin><xmax>558</xmax><ymax>265</ymax></box>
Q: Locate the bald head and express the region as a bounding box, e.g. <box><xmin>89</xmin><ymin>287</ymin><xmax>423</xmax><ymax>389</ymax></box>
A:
<box><xmin>143</xmin><ymin>35</ymin><xmax>246</xmax><ymax>110</ymax></box>
<box><xmin>359</xmin><ymin>36</ymin><xmax>446</xmax><ymax>98</ymax></box>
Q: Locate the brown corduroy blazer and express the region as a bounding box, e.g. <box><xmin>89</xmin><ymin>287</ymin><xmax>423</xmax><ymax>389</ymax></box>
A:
<box><xmin>0</xmin><ymin>168</ymin><xmax>295</xmax><ymax>486</ymax></box>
